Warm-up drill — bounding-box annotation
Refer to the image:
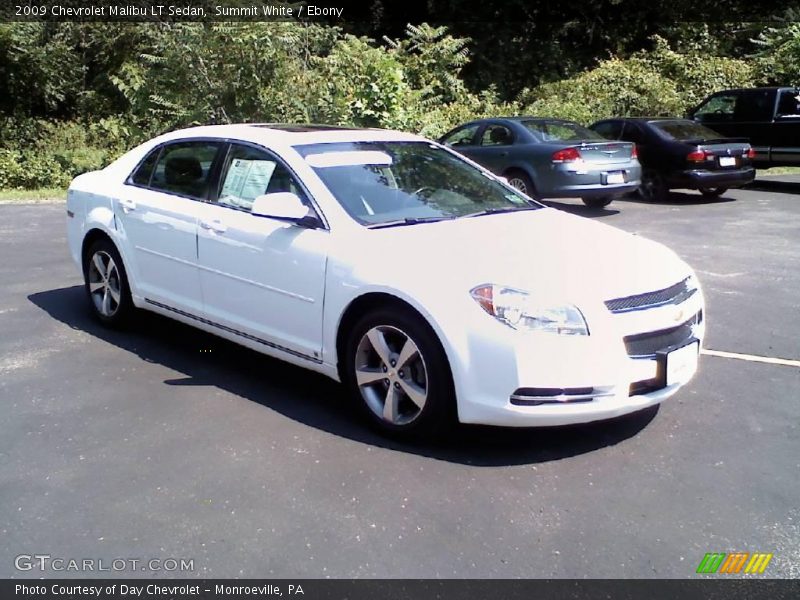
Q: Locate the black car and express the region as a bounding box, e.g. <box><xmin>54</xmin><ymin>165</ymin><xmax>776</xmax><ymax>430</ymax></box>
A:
<box><xmin>439</xmin><ymin>117</ymin><xmax>640</xmax><ymax>208</ymax></box>
<box><xmin>687</xmin><ymin>87</ymin><xmax>800</xmax><ymax>168</ymax></box>
<box><xmin>590</xmin><ymin>118</ymin><xmax>756</xmax><ymax>202</ymax></box>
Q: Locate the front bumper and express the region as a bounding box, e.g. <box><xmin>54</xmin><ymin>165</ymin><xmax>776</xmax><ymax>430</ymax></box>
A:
<box><xmin>668</xmin><ymin>167</ymin><xmax>755</xmax><ymax>190</ymax></box>
<box><xmin>452</xmin><ymin>285</ymin><xmax>705</xmax><ymax>427</ymax></box>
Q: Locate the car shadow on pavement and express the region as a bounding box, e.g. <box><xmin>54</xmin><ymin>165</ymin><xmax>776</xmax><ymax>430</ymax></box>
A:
<box><xmin>745</xmin><ymin>178</ymin><xmax>800</xmax><ymax>195</ymax></box>
<box><xmin>28</xmin><ymin>285</ymin><xmax>658</xmax><ymax>467</ymax></box>
<box><xmin>542</xmin><ymin>200</ymin><xmax>620</xmax><ymax>218</ymax></box>
<box><xmin>619</xmin><ymin>191</ymin><xmax>736</xmax><ymax>206</ymax></box>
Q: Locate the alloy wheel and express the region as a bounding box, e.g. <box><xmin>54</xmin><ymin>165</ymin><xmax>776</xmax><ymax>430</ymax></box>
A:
<box><xmin>354</xmin><ymin>325</ymin><xmax>428</xmax><ymax>425</ymax></box>
<box><xmin>508</xmin><ymin>177</ymin><xmax>528</xmax><ymax>194</ymax></box>
<box><xmin>87</xmin><ymin>250</ymin><xmax>122</xmax><ymax>317</ymax></box>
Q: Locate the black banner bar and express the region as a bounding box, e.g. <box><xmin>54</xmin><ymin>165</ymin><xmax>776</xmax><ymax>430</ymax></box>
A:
<box><xmin>3</xmin><ymin>579</ymin><xmax>800</xmax><ymax>600</ymax></box>
<box><xmin>1</xmin><ymin>0</ymin><xmax>799</xmax><ymax>23</ymax></box>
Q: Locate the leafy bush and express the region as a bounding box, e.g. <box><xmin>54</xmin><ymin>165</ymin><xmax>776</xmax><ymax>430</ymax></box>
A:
<box><xmin>517</xmin><ymin>36</ymin><xmax>755</xmax><ymax>124</ymax></box>
<box><xmin>0</xmin><ymin>149</ymin><xmax>71</xmax><ymax>190</ymax></box>
<box><xmin>753</xmin><ymin>20</ymin><xmax>800</xmax><ymax>85</ymax></box>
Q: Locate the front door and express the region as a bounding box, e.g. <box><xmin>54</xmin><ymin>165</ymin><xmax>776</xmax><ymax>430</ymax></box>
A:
<box><xmin>772</xmin><ymin>90</ymin><xmax>800</xmax><ymax>166</ymax></box>
<box><xmin>196</xmin><ymin>143</ymin><xmax>328</xmax><ymax>362</ymax></box>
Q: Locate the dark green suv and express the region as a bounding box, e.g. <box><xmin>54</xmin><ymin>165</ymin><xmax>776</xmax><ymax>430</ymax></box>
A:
<box><xmin>688</xmin><ymin>87</ymin><xmax>800</xmax><ymax>168</ymax></box>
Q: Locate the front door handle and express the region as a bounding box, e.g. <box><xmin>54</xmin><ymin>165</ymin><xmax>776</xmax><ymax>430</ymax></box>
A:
<box><xmin>200</xmin><ymin>219</ymin><xmax>227</xmax><ymax>234</ymax></box>
<box><xmin>119</xmin><ymin>199</ymin><xmax>136</xmax><ymax>213</ymax></box>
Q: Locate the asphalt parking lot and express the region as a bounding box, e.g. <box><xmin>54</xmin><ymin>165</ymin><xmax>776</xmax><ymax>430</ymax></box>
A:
<box><xmin>1</xmin><ymin>178</ymin><xmax>798</xmax><ymax>578</ymax></box>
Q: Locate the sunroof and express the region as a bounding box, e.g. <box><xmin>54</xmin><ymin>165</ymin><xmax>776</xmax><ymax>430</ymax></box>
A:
<box><xmin>248</xmin><ymin>123</ymin><xmax>355</xmax><ymax>132</ymax></box>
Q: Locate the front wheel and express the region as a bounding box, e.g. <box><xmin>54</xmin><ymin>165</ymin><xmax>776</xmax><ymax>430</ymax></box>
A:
<box><xmin>699</xmin><ymin>187</ymin><xmax>728</xmax><ymax>198</ymax></box>
<box><xmin>344</xmin><ymin>307</ymin><xmax>455</xmax><ymax>437</ymax></box>
<box><xmin>582</xmin><ymin>196</ymin><xmax>613</xmax><ymax>209</ymax></box>
<box><xmin>83</xmin><ymin>238</ymin><xmax>134</xmax><ymax>327</ymax></box>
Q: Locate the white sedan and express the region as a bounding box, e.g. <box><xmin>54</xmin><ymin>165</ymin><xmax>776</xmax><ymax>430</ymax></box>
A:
<box><xmin>66</xmin><ymin>124</ymin><xmax>705</xmax><ymax>437</ymax></box>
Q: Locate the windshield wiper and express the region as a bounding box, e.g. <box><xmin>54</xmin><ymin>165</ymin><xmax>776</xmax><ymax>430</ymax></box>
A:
<box><xmin>462</xmin><ymin>206</ymin><xmax>537</xmax><ymax>219</ymax></box>
<box><xmin>366</xmin><ymin>216</ymin><xmax>456</xmax><ymax>229</ymax></box>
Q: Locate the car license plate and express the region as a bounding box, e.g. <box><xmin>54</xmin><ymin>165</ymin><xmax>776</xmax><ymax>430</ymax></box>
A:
<box><xmin>607</xmin><ymin>172</ymin><xmax>625</xmax><ymax>184</ymax></box>
<box><xmin>719</xmin><ymin>156</ymin><xmax>736</xmax><ymax>167</ymax></box>
<box><xmin>666</xmin><ymin>342</ymin><xmax>699</xmax><ymax>386</ymax></box>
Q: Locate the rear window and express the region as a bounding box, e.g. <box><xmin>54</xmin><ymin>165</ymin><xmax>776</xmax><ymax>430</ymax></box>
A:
<box><xmin>521</xmin><ymin>120</ymin><xmax>603</xmax><ymax>142</ymax></box>
<box><xmin>651</xmin><ymin>120</ymin><xmax>724</xmax><ymax>141</ymax></box>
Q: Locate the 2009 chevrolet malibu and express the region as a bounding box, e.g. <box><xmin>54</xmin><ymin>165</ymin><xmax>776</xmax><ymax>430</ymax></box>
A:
<box><xmin>66</xmin><ymin>124</ymin><xmax>705</xmax><ymax>437</ymax></box>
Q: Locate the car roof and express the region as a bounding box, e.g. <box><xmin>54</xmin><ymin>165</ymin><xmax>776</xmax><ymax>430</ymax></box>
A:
<box><xmin>150</xmin><ymin>123</ymin><xmax>425</xmax><ymax>147</ymax></box>
<box><xmin>596</xmin><ymin>117</ymin><xmax>695</xmax><ymax>124</ymax></box>
<box><xmin>464</xmin><ymin>116</ymin><xmax>578</xmax><ymax>124</ymax></box>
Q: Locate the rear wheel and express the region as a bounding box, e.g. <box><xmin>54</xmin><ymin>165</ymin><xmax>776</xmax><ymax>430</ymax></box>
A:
<box><xmin>699</xmin><ymin>187</ymin><xmax>728</xmax><ymax>198</ymax></box>
<box><xmin>639</xmin><ymin>170</ymin><xmax>668</xmax><ymax>203</ymax></box>
<box><xmin>83</xmin><ymin>238</ymin><xmax>134</xmax><ymax>327</ymax></box>
<box><xmin>582</xmin><ymin>196</ymin><xmax>613</xmax><ymax>209</ymax></box>
<box><xmin>344</xmin><ymin>307</ymin><xmax>454</xmax><ymax>438</ymax></box>
<box><xmin>505</xmin><ymin>170</ymin><xmax>539</xmax><ymax>200</ymax></box>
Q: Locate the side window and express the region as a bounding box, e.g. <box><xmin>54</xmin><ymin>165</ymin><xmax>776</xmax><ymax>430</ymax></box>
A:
<box><xmin>693</xmin><ymin>94</ymin><xmax>736</xmax><ymax>122</ymax></box>
<box><xmin>149</xmin><ymin>142</ymin><xmax>222</xmax><ymax>200</ymax></box>
<box><xmin>593</xmin><ymin>121</ymin><xmax>623</xmax><ymax>140</ymax></box>
<box><xmin>217</xmin><ymin>145</ymin><xmax>308</xmax><ymax>212</ymax></box>
<box><xmin>129</xmin><ymin>147</ymin><xmax>160</xmax><ymax>186</ymax></box>
<box><xmin>776</xmin><ymin>90</ymin><xmax>800</xmax><ymax>118</ymax></box>
<box><xmin>734</xmin><ymin>90</ymin><xmax>777</xmax><ymax>121</ymax></box>
<box><xmin>480</xmin><ymin>124</ymin><xmax>514</xmax><ymax>146</ymax></box>
<box><xmin>442</xmin><ymin>124</ymin><xmax>479</xmax><ymax>147</ymax></box>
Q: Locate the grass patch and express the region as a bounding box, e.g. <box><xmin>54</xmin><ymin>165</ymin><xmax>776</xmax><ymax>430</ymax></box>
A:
<box><xmin>760</xmin><ymin>166</ymin><xmax>800</xmax><ymax>176</ymax></box>
<box><xmin>0</xmin><ymin>188</ymin><xmax>67</xmax><ymax>203</ymax></box>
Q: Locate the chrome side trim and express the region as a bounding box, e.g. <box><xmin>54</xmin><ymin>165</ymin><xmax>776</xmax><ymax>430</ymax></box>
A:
<box><xmin>144</xmin><ymin>298</ymin><xmax>322</xmax><ymax>364</ymax></box>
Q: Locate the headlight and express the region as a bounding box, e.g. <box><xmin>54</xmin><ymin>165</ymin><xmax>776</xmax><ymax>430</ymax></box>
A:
<box><xmin>470</xmin><ymin>284</ymin><xmax>589</xmax><ymax>335</ymax></box>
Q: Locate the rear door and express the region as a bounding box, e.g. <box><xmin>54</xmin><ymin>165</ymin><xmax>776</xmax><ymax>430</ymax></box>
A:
<box><xmin>463</xmin><ymin>123</ymin><xmax>516</xmax><ymax>173</ymax></box>
<box><xmin>772</xmin><ymin>89</ymin><xmax>800</xmax><ymax>166</ymax></box>
<box><xmin>118</xmin><ymin>140</ymin><xmax>224</xmax><ymax>314</ymax></box>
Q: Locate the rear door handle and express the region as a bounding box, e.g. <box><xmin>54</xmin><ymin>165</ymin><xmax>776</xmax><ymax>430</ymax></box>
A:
<box><xmin>119</xmin><ymin>199</ymin><xmax>136</xmax><ymax>213</ymax></box>
<box><xmin>200</xmin><ymin>219</ymin><xmax>227</xmax><ymax>234</ymax></box>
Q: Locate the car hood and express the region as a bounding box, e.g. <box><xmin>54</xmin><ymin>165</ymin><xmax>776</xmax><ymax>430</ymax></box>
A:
<box><xmin>361</xmin><ymin>208</ymin><xmax>690</xmax><ymax>303</ymax></box>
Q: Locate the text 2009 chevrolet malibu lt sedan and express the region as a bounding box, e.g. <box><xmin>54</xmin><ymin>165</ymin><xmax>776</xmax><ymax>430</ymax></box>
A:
<box><xmin>66</xmin><ymin>124</ymin><xmax>704</xmax><ymax>437</ymax></box>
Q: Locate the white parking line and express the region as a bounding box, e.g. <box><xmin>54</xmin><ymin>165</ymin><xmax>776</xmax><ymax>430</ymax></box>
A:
<box><xmin>701</xmin><ymin>348</ymin><xmax>800</xmax><ymax>368</ymax></box>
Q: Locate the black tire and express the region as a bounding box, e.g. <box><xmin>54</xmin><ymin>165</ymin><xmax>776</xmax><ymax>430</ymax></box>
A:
<box><xmin>343</xmin><ymin>306</ymin><xmax>455</xmax><ymax>438</ymax></box>
<box><xmin>582</xmin><ymin>196</ymin><xmax>613</xmax><ymax>209</ymax></box>
<box><xmin>83</xmin><ymin>237</ymin><xmax>135</xmax><ymax>327</ymax></box>
<box><xmin>639</xmin><ymin>169</ymin><xmax>668</xmax><ymax>203</ymax></box>
<box><xmin>699</xmin><ymin>187</ymin><xmax>728</xmax><ymax>198</ymax></box>
<box><xmin>504</xmin><ymin>169</ymin><xmax>539</xmax><ymax>200</ymax></box>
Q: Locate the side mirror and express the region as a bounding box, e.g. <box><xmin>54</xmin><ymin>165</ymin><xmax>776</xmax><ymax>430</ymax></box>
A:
<box><xmin>251</xmin><ymin>192</ymin><xmax>320</xmax><ymax>228</ymax></box>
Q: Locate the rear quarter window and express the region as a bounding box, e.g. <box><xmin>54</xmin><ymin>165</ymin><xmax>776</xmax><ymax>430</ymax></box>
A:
<box><xmin>129</xmin><ymin>148</ymin><xmax>160</xmax><ymax>186</ymax></box>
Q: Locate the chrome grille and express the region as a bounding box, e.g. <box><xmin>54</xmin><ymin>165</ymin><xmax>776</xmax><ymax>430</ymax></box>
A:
<box><xmin>624</xmin><ymin>311</ymin><xmax>702</xmax><ymax>358</ymax></box>
<box><xmin>605</xmin><ymin>277</ymin><xmax>696</xmax><ymax>313</ymax></box>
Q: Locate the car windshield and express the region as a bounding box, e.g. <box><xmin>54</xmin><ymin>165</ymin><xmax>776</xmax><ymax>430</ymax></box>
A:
<box><xmin>651</xmin><ymin>120</ymin><xmax>724</xmax><ymax>141</ymax></box>
<box><xmin>520</xmin><ymin>120</ymin><xmax>604</xmax><ymax>142</ymax></box>
<box><xmin>295</xmin><ymin>141</ymin><xmax>539</xmax><ymax>226</ymax></box>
